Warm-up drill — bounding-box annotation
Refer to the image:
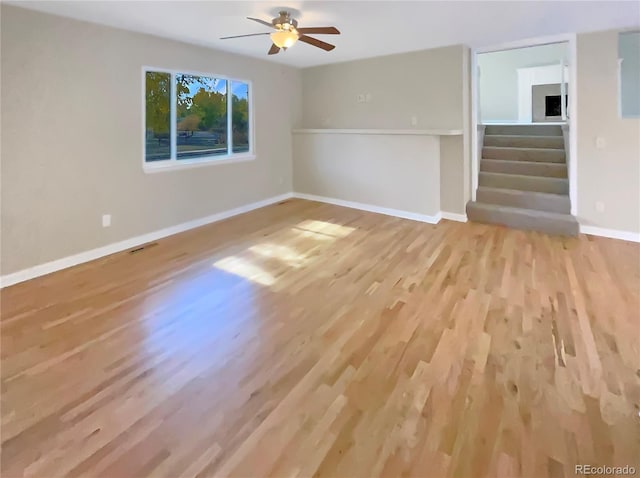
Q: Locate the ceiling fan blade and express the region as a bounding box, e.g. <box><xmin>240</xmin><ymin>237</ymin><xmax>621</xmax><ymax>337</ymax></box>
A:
<box><xmin>296</xmin><ymin>26</ymin><xmax>340</xmax><ymax>35</ymax></box>
<box><xmin>247</xmin><ymin>17</ymin><xmax>274</xmax><ymax>29</ymax></box>
<box><xmin>220</xmin><ymin>32</ymin><xmax>271</xmax><ymax>40</ymax></box>
<box><xmin>298</xmin><ymin>35</ymin><xmax>335</xmax><ymax>51</ymax></box>
<box><xmin>268</xmin><ymin>43</ymin><xmax>281</xmax><ymax>55</ymax></box>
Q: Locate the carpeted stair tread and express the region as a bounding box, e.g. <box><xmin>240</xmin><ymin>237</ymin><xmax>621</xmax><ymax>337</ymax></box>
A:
<box><xmin>484</xmin><ymin>124</ymin><xmax>563</xmax><ymax>136</ymax></box>
<box><xmin>466</xmin><ymin>201</ymin><xmax>578</xmax><ymax>236</ymax></box>
<box><xmin>479</xmin><ymin>171</ymin><xmax>569</xmax><ymax>194</ymax></box>
<box><xmin>482</xmin><ymin>146</ymin><xmax>566</xmax><ymax>163</ymax></box>
<box><xmin>476</xmin><ymin>186</ymin><xmax>571</xmax><ymax>214</ymax></box>
<box><xmin>483</xmin><ymin>134</ymin><xmax>565</xmax><ymax>149</ymax></box>
<box><xmin>480</xmin><ymin>159</ymin><xmax>567</xmax><ymax>178</ymax></box>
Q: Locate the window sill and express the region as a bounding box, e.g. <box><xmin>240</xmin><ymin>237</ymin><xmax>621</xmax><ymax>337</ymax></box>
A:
<box><xmin>143</xmin><ymin>154</ymin><xmax>256</xmax><ymax>173</ymax></box>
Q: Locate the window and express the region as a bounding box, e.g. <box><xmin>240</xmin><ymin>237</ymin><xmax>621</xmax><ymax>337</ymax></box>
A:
<box><xmin>619</xmin><ymin>31</ymin><xmax>640</xmax><ymax>118</ymax></box>
<box><xmin>144</xmin><ymin>68</ymin><xmax>252</xmax><ymax>170</ymax></box>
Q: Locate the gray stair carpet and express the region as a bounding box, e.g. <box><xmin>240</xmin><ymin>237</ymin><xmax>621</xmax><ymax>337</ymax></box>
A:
<box><xmin>468</xmin><ymin>124</ymin><xmax>578</xmax><ymax>236</ymax></box>
<box><xmin>481</xmin><ymin>159</ymin><xmax>567</xmax><ymax>178</ymax></box>
<box><xmin>484</xmin><ymin>124</ymin><xmax>563</xmax><ymax>136</ymax></box>
<box><xmin>483</xmin><ymin>134</ymin><xmax>565</xmax><ymax>149</ymax></box>
<box><xmin>482</xmin><ymin>146</ymin><xmax>566</xmax><ymax>163</ymax></box>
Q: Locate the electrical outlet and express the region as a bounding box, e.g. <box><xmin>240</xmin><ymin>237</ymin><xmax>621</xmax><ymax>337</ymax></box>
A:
<box><xmin>357</xmin><ymin>94</ymin><xmax>365</xmax><ymax>103</ymax></box>
<box><xmin>102</xmin><ymin>214</ymin><xmax>111</xmax><ymax>228</ymax></box>
<box><xmin>411</xmin><ymin>116</ymin><xmax>418</xmax><ymax>126</ymax></box>
<box><xmin>595</xmin><ymin>201</ymin><xmax>605</xmax><ymax>213</ymax></box>
<box><xmin>595</xmin><ymin>137</ymin><xmax>606</xmax><ymax>149</ymax></box>
<box><xmin>365</xmin><ymin>93</ymin><xmax>372</xmax><ymax>103</ymax></box>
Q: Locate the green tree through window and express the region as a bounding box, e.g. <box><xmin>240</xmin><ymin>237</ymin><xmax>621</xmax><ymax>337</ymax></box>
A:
<box><xmin>176</xmin><ymin>75</ymin><xmax>228</xmax><ymax>159</ymax></box>
<box><xmin>145</xmin><ymin>72</ymin><xmax>171</xmax><ymax>162</ymax></box>
<box><xmin>232</xmin><ymin>81</ymin><xmax>250</xmax><ymax>153</ymax></box>
<box><xmin>144</xmin><ymin>71</ymin><xmax>251</xmax><ymax>165</ymax></box>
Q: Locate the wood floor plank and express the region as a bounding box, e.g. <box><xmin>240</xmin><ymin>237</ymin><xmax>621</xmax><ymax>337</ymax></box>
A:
<box><xmin>1</xmin><ymin>198</ymin><xmax>639</xmax><ymax>477</ymax></box>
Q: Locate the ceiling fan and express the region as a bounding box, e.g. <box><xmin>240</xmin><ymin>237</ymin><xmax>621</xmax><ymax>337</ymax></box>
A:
<box><xmin>221</xmin><ymin>11</ymin><xmax>340</xmax><ymax>55</ymax></box>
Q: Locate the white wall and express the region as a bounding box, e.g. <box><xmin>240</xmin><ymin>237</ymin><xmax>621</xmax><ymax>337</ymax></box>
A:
<box><xmin>479</xmin><ymin>43</ymin><xmax>567</xmax><ymax>122</ymax></box>
<box><xmin>0</xmin><ymin>5</ymin><xmax>302</xmax><ymax>275</ymax></box>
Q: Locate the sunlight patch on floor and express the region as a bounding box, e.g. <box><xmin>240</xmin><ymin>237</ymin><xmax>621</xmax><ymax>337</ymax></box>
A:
<box><xmin>249</xmin><ymin>243</ymin><xmax>308</xmax><ymax>268</ymax></box>
<box><xmin>213</xmin><ymin>256</ymin><xmax>276</xmax><ymax>286</ymax></box>
<box><xmin>292</xmin><ymin>219</ymin><xmax>356</xmax><ymax>241</ymax></box>
<box><xmin>213</xmin><ymin>220</ymin><xmax>355</xmax><ymax>286</ymax></box>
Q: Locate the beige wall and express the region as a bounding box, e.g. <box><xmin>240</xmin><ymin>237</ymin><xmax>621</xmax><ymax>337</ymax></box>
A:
<box><xmin>577</xmin><ymin>29</ymin><xmax>640</xmax><ymax>233</ymax></box>
<box><xmin>301</xmin><ymin>46</ymin><xmax>465</xmax><ymax>130</ymax></box>
<box><xmin>297</xmin><ymin>45</ymin><xmax>470</xmax><ymax>215</ymax></box>
<box><xmin>0</xmin><ymin>5</ymin><xmax>302</xmax><ymax>275</ymax></box>
<box><xmin>440</xmin><ymin>136</ymin><xmax>466</xmax><ymax>214</ymax></box>
<box><xmin>293</xmin><ymin>133</ymin><xmax>441</xmax><ymax>216</ymax></box>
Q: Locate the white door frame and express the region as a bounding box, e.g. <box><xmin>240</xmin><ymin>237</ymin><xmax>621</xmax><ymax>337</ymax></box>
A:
<box><xmin>470</xmin><ymin>33</ymin><xmax>578</xmax><ymax>215</ymax></box>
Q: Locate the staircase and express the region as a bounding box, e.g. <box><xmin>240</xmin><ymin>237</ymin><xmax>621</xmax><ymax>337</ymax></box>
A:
<box><xmin>467</xmin><ymin>124</ymin><xmax>579</xmax><ymax>236</ymax></box>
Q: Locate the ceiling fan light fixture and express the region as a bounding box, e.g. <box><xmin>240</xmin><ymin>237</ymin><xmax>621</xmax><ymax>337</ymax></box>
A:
<box><xmin>271</xmin><ymin>30</ymin><xmax>298</xmax><ymax>49</ymax></box>
<box><xmin>226</xmin><ymin>13</ymin><xmax>339</xmax><ymax>55</ymax></box>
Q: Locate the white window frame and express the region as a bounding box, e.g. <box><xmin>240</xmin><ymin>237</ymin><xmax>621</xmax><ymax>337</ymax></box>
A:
<box><xmin>142</xmin><ymin>66</ymin><xmax>255</xmax><ymax>173</ymax></box>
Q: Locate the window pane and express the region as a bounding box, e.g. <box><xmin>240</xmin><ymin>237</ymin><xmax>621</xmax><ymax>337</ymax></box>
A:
<box><xmin>619</xmin><ymin>31</ymin><xmax>640</xmax><ymax>118</ymax></box>
<box><xmin>176</xmin><ymin>75</ymin><xmax>228</xmax><ymax>159</ymax></box>
<box><xmin>145</xmin><ymin>72</ymin><xmax>171</xmax><ymax>162</ymax></box>
<box><xmin>232</xmin><ymin>81</ymin><xmax>250</xmax><ymax>153</ymax></box>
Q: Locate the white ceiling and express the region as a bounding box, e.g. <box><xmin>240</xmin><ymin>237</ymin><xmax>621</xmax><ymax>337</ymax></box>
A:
<box><xmin>10</xmin><ymin>1</ymin><xmax>640</xmax><ymax>68</ymax></box>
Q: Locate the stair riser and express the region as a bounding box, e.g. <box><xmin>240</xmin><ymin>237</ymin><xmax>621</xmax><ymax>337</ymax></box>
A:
<box><xmin>483</xmin><ymin>136</ymin><xmax>565</xmax><ymax>149</ymax></box>
<box><xmin>483</xmin><ymin>147</ymin><xmax>565</xmax><ymax>163</ymax></box>
<box><xmin>484</xmin><ymin>125</ymin><xmax>563</xmax><ymax>136</ymax></box>
<box><xmin>466</xmin><ymin>203</ymin><xmax>579</xmax><ymax>236</ymax></box>
<box><xmin>479</xmin><ymin>172</ymin><xmax>569</xmax><ymax>195</ymax></box>
<box><xmin>476</xmin><ymin>188</ymin><xmax>571</xmax><ymax>214</ymax></box>
<box><xmin>481</xmin><ymin>160</ymin><xmax>567</xmax><ymax>178</ymax></box>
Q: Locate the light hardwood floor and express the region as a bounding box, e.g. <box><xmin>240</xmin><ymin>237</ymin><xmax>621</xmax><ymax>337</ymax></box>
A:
<box><xmin>2</xmin><ymin>199</ymin><xmax>639</xmax><ymax>478</ymax></box>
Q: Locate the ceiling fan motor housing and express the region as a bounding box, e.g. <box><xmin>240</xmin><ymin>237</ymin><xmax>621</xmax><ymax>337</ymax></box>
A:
<box><xmin>273</xmin><ymin>11</ymin><xmax>298</xmax><ymax>31</ymax></box>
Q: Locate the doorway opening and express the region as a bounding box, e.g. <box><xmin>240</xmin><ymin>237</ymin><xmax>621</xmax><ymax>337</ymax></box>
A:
<box><xmin>478</xmin><ymin>42</ymin><xmax>569</xmax><ymax>124</ymax></box>
<box><xmin>470</xmin><ymin>35</ymin><xmax>577</xmax><ymax>215</ymax></box>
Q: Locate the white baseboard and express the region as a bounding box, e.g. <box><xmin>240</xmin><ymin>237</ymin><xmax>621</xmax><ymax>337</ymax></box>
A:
<box><xmin>292</xmin><ymin>193</ymin><xmax>442</xmax><ymax>224</ymax></box>
<box><xmin>440</xmin><ymin>212</ymin><xmax>468</xmax><ymax>222</ymax></box>
<box><xmin>0</xmin><ymin>193</ymin><xmax>294</xmax><ymax>288</ymax></box>
<box><xmin>579</xmin><ymin>225</ymin><xmax>640</xmax><ymax>243</ymax></box>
